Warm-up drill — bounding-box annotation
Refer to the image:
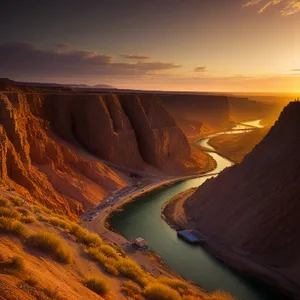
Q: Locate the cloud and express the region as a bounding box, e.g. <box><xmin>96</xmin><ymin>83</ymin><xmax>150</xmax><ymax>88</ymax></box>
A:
<box><xmin>120</xmin><ymin>54</ymin><xmax>150</xmax><ymax>60</ymax></box>
<box><xmin>0</xmin><ymin>42</ymin><xmax>181</xmax><ymax>80</ymax></box>
<box><xmin>291</xmin><ymin>69</ymin><xmax>300</xmax><ymax>72</ymax></box>
<box><xmin>243</xmin><ymin>0</ymin><xmax>300</xmax><ymax>15</ymax></box>
<box><xmin>194</xmin><ymin>66</ymin><xmax>207</xmax><ymax>72</ymax></box>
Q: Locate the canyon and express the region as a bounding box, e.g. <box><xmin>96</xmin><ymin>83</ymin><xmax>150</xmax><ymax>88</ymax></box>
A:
<box><xmin>0</xmin><ymin>81</ymin><xmax>270</xmax><ymax>219</ymax></box>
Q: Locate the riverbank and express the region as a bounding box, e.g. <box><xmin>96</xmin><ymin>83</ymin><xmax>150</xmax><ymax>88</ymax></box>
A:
<box><xmin>161</xmin><ymin>188</ymin><xmax>196</xmax><ymax>230</ymax></box>
<box><xmin>161</xmin><ymin>187</ymin><xmax>296</xmax><ymax>298</ymax></box>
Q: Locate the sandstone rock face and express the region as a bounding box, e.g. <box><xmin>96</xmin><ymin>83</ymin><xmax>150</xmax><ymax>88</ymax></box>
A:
<box><xmin>0</xmin><ymin>91</ymin><xmax>126</xmax><ymax>218</ymax></box>
<box><xmin>119</xmin><ymin>94</ymin><xmax>191</xmax><ymax>171</ymax></box>
<box><xmin>184</xmin><ymin>102</ymin><xmax>300</xmax><ymax>296</ymax></box>
<box><xmin>0</xmin><ymin>87</ymin><xmax>213</xmax><ymax>217</ymax></box>
<box><xmin>42</xmin><ymin>93</ymin><xmax>144</xmax><ymax>168</ymax></box>
<box><xmin>160</xmin><ymin>94</ymin><xmax>230</xmax><ymax>136</ymax></box>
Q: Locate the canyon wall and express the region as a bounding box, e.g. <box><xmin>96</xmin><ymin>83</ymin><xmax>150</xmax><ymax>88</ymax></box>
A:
<box><xmin>160</xmin><ymin>94</ymin><xmax>230</xmax><ymax>137</ymax></box>
<box><xmin>184</xmin><ymin>101</ymin><xmax>300</xmax><ymax>297</ymax></box>
<box><xmin>0</xmin><ymin>91</ymin><xmax>126</xmax><ymax>218</ymax></box>
<box><xmin>0</xmin><ymin>87</ymin><xmax>215</xmax><ymax>216</ymax></box>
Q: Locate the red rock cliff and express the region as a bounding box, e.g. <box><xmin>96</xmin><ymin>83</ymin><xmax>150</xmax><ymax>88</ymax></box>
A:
<box><xmin>0</xmin><ymin>91</ymin><xmax>126</xmax><ymax>218</ymax></box>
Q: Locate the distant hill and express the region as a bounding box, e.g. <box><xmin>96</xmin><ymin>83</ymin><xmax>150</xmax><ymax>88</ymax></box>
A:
<box><xmin>0</xmin><ymin>78</ymin><xmax>113</xmax><ymax>89</ymax></box>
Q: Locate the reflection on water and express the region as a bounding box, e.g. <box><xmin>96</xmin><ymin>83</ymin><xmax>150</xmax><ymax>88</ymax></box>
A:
<box><xmin>109</xmin><ymin>119</ymin><xmax>284</xmax><ymax>300</ymax></box>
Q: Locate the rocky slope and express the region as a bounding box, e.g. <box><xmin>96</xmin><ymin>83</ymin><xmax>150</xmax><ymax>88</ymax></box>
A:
<box><xmin>0</xmin><ymin>90</ymin><xmax>126</xmax><ymax>219</ymax></box>
<box><xmin>184</xmin><ymin>101</ymin><xmax>300</xmax><ymax>297</ymax></box>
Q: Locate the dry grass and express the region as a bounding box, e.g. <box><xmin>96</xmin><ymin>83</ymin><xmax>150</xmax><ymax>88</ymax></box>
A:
<box><xmin>158</xmin><ymin>277</ymin><xmax>188</xmax><ymax>294</ymax></box>
<box><xmin>43</xmin><ymin>286</ymin><xmax>65</xmax><ymax>300</ymax></box>
<box><xmin>22</xmin><ymin>276</ymin><xmax>39</xmax><ymax>287</ymax></box>
<box><xmin>83</xmin><ymin>276</ymin><xmax>110</xmax><ymax>296</ymax></box>
<box><xmin>121</xmin><ymin>280</ymin><xmax>142</xmax><ymax>298</ymax></box>
<box><xmin>99</xmin><ymin>244</ymin><xmax>120</xmax><ymax>260</ymax></box>
<box><xmin>69</xmin><ymin>224</ymin><xmax>102</xmax><ymax>247</ymax></box>
<box><xmin>0</xmin><ymin>217</ymin><xmax>29</xmax><ymax>237</ymax></box>
<box><xmin>16</xmin><ymin>207</ymin><xmax>31</xmax><ymax>216</ymax></box>
<box><xmin>0</xmin><ymin>198</ymin><xmax>11</xmax><ymax>207</ymax></box>
<box><xmin>0</xmin><ymin>256</ymin><xmax>25</xmax><ymax>273</ymax></box>
<box><xmin>46</xmin><ymin>217</ymin><xmax>71</xmax><ymax>230</ymax></box>
<box><xmin>85</xmin><ymin>247</ymin><xmax>119</xmax><ymax>275</ymax></box>
<box><xmin>20</xmin><ymin>215</ymin><xmax>36</xmax><ymax>224</ymax></box>
<box><xmin>8</xmin><ymin>195</ymin><xmax>23</xmax><ymax>206</ymax></box>
<box><xmin>144</xmin><ymin>283</ymin><xmax>182</xmax><ymax>300</ymax></box>
<box><xmin>27</xmin><ymin>231</ymin><xmax>72</xmax><ymax>264</ymax></box>
<box><xmin>0</xmin><ymin>207</ymin><xmax>21</xmax><ymax>219</ymax></box>
<box><xmin>116</xmin><ymin>259</ymin><xmax>149</xmax><ymax>286</ymax></box>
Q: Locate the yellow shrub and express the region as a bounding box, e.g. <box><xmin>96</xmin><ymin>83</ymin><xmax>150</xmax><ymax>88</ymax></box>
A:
<box><xmin>0</xmin><ymin>217</ymin><xmax>28</xmax><ymax>237</ymax></box>
<box><xmin>20</xmin><ymin>216</ymin><xmax>36</xmax><ymax>224</ymax></box>
<box><xmin>144</xmin><ymin>283</ymin><xmax>181</xmax><ymax>300</ymax></box>
<box><xmin>69</xmin><ymin>224</ymin><xmax>102</xmax><ymax>247</ymax></box>
<box><xmin>0</xmin><ymin>198</ymin><xmax>11</xmax><ymax>207</ymax></box>
<box><xmin>85</xmin><ymin>247</ymin><xmax>119</xmax><ymax>275</ymax></box>
<box><xmin>100</xmin><ymin>244</ymin><xmax>120</xmax><ymax>260</ymax></box>
<box><xmin>0</xmin><ymin>256</ymin><xmax>25</xmax><ymax>273</ymax></box>
<box><xmin>17</xmin><ymin>207</ymin><xmax>31</xmax><ymax>216</ymax></box>
<box><xmin>116</xmin><ymin>259</ymin><xmax>148</xmax><ymax>286</ymax></box>
<box><xmin>84</xmin><ymin>276</ymin><xmax>110</xmax><ymax>296</ymax></box>
<box><xmin>0</xmin><ymin>207</ymin><xmax>21</xmax><ymax>219</ymax></box>
<box><xmin>27</xmin><ymin>232</ymin><xmax>72</xmax><ymax>264</ymax></box>
<box><xmin>158</xmin><ymin>277</ymin><xmax>188</xmax><ymax>294</ymax></box>
<box><xmin>47</xmin><ymin>217</ymin><xmax>71</xmax><ymax>230</ymax></box>
<box><xmin>121</xmin><ymin>280</ymin><xmax>142</xmax><ymax>298</ymax></box>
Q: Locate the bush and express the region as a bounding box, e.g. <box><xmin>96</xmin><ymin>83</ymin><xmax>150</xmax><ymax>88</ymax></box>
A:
<box><xmin>85</xmin><ymin>247</ymin><xmax>119</xmax><ymax>275</ymax></box>
<box><xmin>20</xmin><ymin>216</ymin><xmax>36</xmax><ymax>224</ymax></box>
<box><xmin>144</xmin><ymin>283</ymin><xmax>181</xmax><ymax>300</ymax></box>
<box><xmin>0</xmin><ymin>207</ymin><xmax>21</xmax><ymax>219</ymax></box>
<box><xmin>8</xmin><ymin>196</ymin><xmax>23</xmax><ymax>206</ymax></box>
<box><xmin>0</xmin><ymin>256</ymin><xmax>25</xmax><ymax>273</ymax></box>
<box><xmin>158</xmin><ymin>277</ymin><xmax>188</xmax><ymax>294</ymax></box>
<box><xmin>84</xmin><ymin>276</ymin><xmax>110</xmax><ymax>296</ymax></box>
<box><xmin>17</xmin><ymin>207</ymin><xmax>31</xmax><ymax>216</ymax></box>
<box><xmin>27</xmin><ymin>232</ymin><xmax>72</xmax><ymax>264</ymax></box>
<box><xmin>69</xmin><ymin>224</ymin><xmax>102</xmax><ymax>247</ymax></box>
<box><xmin>46</xmin><ymin>217</ymin><xmax>71</xmax><ymax>230</ymax></box>
<box><xmin>121</xmin><ymin>280</ymin><xmax>142</xmax><ymax>298</ymax></box>
<box><xmin>43</xmin><ymin>287</ymin><xmax>64</xmax><ymax>300</ymax></box>
<box><xmin>0</xmin><ymin>198</ymin><xmax>11</xmax><ymax>207</ymax></box>
<box><xmin>23</xmin><ymin>276</ymin><xmax>39</xmax><ymax>287</ymax></box>
<box><xmin>0</xmin><ymin>217</ymin><xmax>28</xmax><ymax>237</ymax></box>
<box><xmin>100</xmin><ymin>244</ymin><xmax>120</xmax><ymax>260</ymax></box>
<box><xmin>116</xmin><ymin>259</ymin><xmax>148</xmax><ymax>286</ymax></box>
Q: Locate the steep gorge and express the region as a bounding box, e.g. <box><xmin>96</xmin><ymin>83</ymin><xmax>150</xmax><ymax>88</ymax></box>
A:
<box><xmin>0</xmin><ymin>87</ymin><xmax>218</xmax><ymax>218</ymax></box>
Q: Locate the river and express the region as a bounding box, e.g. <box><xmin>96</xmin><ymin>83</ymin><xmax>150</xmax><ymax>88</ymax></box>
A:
<box><xmin>109</xmin><ymin>120</ymin><xmax>285</xmax><ymax>300</ymax></box>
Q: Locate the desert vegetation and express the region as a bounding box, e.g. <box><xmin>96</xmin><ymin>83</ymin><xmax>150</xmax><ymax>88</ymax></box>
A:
<box><xmin>83</xmin><ymin>276</ymin><xmax>110</xmax><ymax>296</ymax></box>
<box><xmin>26</xmin><ymin>231</ymin><xmax>72</xmax><ymax>263</ymax></box>
<box><xmin>0</xmin><ymin>216</ymin><xmax>29</xmax><ymax>237</ymax></box>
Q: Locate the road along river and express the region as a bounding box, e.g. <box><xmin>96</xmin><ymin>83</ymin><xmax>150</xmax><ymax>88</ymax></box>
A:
<box><xmin>109</xmin><ymin>120</ymin><xmax>287</xmax><ymax>300</ymax></box>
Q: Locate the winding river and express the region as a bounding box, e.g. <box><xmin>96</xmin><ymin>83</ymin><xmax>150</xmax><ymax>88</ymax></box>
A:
<box><xmin>109</xmin><ymin>120</ymin><xmax>284</xmax><ymax>300</ymax></box>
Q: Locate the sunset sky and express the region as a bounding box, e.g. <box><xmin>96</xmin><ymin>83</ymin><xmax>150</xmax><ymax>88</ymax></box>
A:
<box><xmin>0</xmin><ymin>0</ymin><xmax>299</xmax><ymax>92</ymax></box>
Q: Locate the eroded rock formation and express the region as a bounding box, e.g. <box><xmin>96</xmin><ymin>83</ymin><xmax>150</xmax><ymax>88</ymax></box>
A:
<box><xmin>0</xmin><ymin>91</ymin><xmax>126</xmax><ymax>218</ymax></box>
